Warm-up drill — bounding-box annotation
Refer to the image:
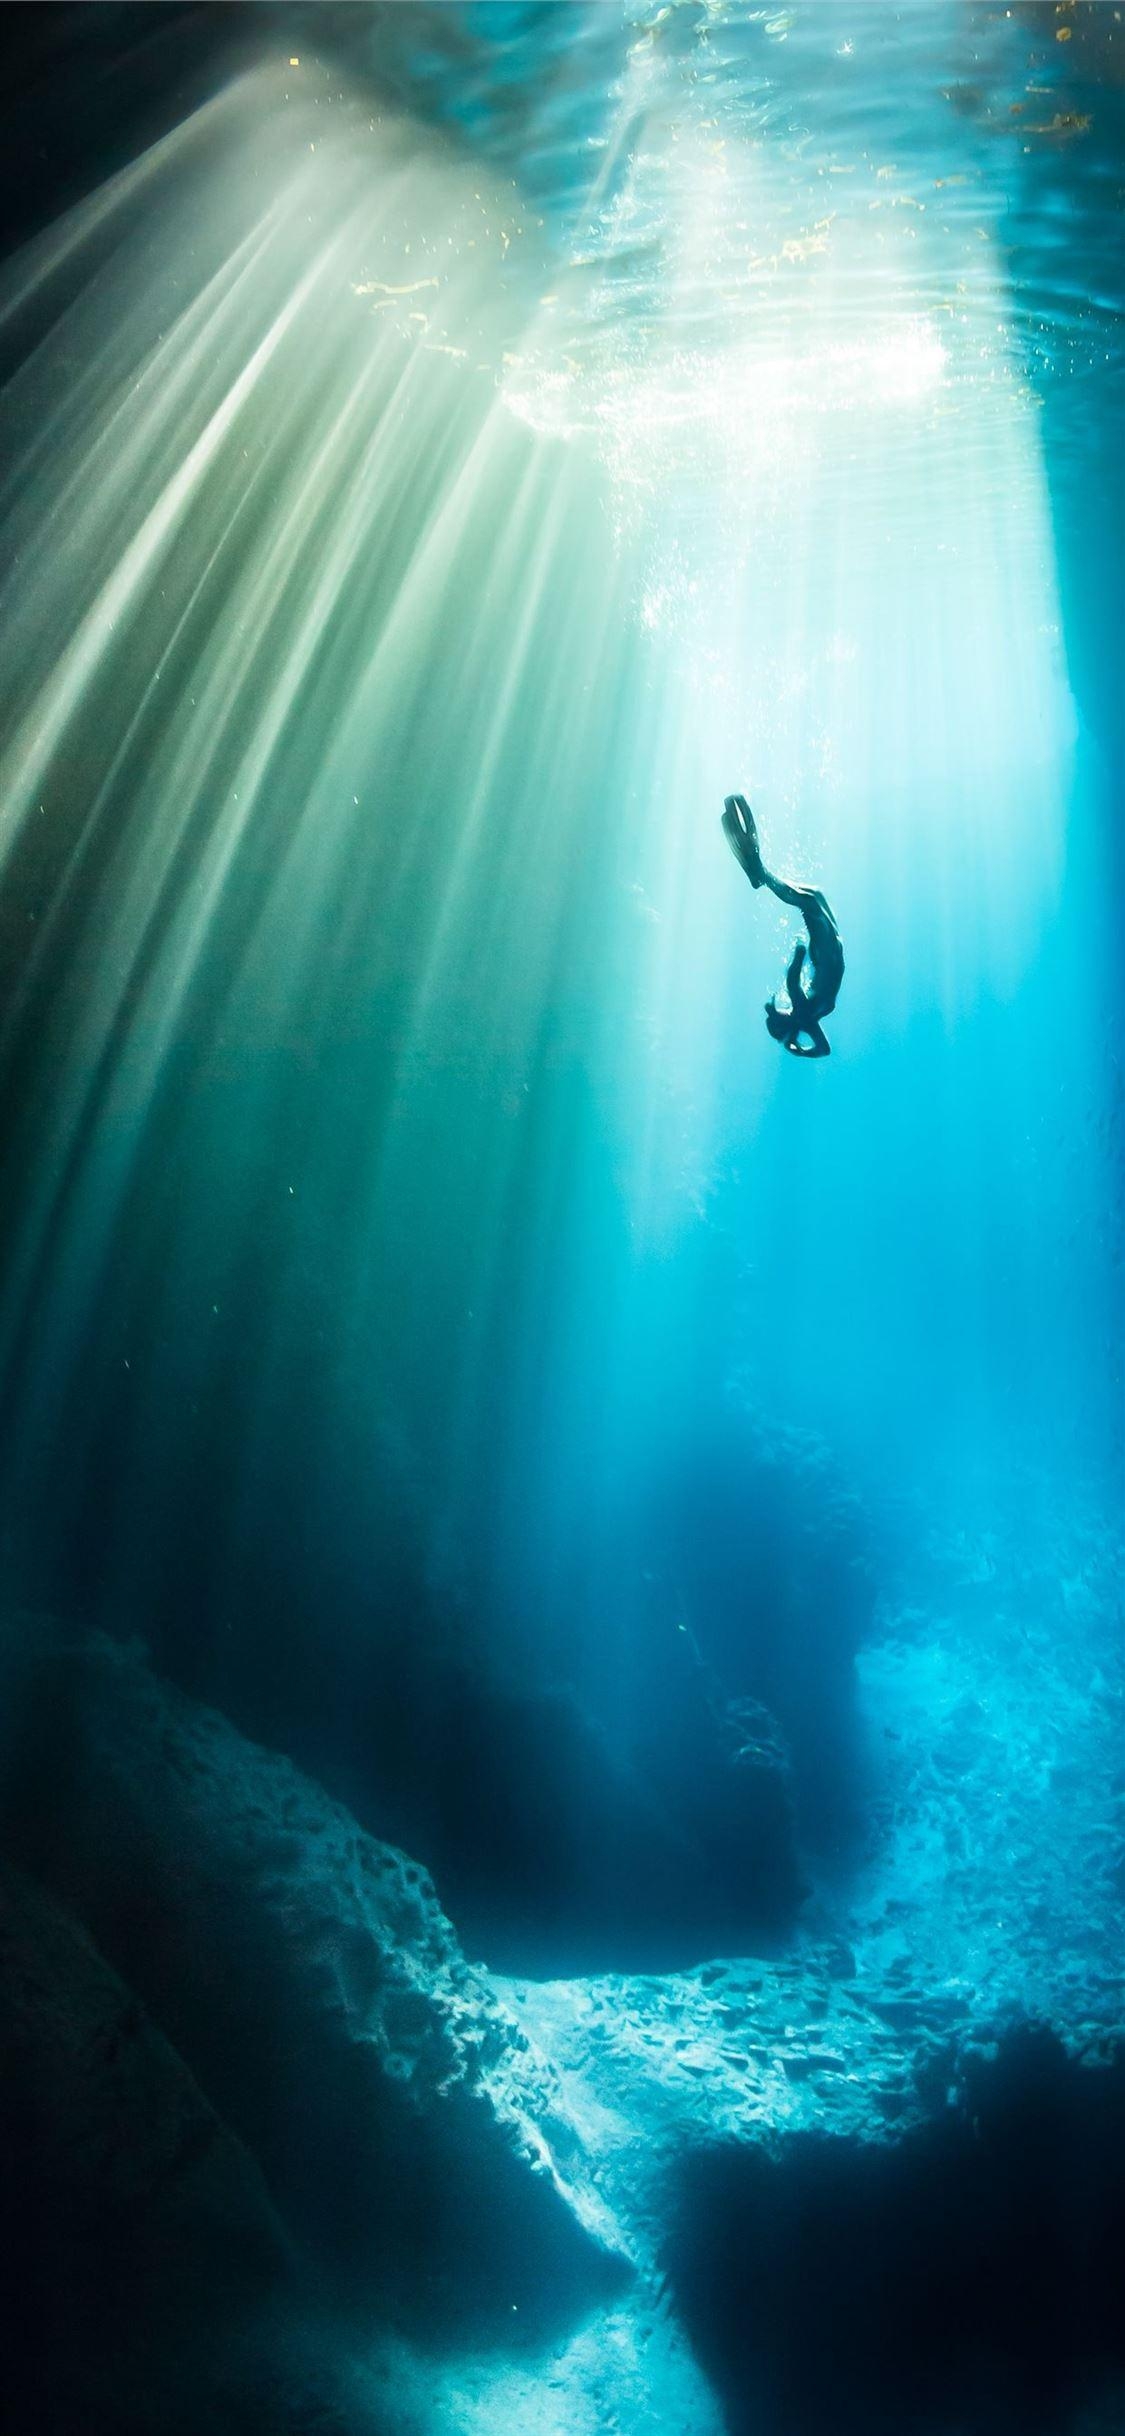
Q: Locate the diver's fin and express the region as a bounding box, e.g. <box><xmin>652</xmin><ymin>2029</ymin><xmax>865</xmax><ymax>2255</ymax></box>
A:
<box><xmin>722</xmin><ymin>795</ymin><xmax>765</xmax><ymax>886</ymax></box>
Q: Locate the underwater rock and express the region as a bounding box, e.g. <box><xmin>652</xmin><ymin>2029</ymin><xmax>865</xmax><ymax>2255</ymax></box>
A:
<box><xmin>0</xmin><ymin>1854</ymin><xmax>286</xmax><ymax>2251</ymax></box>
<box><xmin>0</xmin><ymin>1630</ymin><xmax>624</xmax><ymax>2333</ymax></box>
<box><xmin>0</xmin><ymin>1859</ymin><xmax>378</xmax><ymax>2436</ymax></box>
<box><xmin>663</xmin><ymin>2024</ymin><xmax>1125</xmax><ymax>2436</ymax></box>
<box><xmin>90</xmin><ymin>1441</ymin><xmax>808</xmax><ymax>1974</ymax></box>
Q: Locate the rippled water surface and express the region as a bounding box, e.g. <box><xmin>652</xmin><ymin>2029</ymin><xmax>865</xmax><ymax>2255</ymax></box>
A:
<box><xmin>304</xmin><ymin>1</ymin><xmax>1125</xmax><ymax>499</ymax></box>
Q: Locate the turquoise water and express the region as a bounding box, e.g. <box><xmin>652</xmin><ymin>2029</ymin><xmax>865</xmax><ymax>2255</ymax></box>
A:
<box><xmin>1</xmin><ymin>4</ymin><xmax>1118</xmax><ymax>1645</ymax></box>
<box><xmin>0</xmin><ymin>7</ymin><xmax>1122</xmax><ymax>2431</ymax></box>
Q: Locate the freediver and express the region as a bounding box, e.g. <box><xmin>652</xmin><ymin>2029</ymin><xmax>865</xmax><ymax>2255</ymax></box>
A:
<box><xmin>722</xmin><ymin>792</ymin><xmax>843</xmax><ymax>1059</ymax></box>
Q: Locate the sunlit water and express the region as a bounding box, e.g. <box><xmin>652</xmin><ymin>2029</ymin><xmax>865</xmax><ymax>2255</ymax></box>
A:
<box><xmin>0</xmin><ymin>3</ymin><xmax>1118</xmax><ymax>1674</ymax></box>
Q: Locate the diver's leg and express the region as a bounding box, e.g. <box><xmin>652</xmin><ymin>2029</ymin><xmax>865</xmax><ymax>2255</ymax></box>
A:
<box><xmin>765</xmin><ymin>872</ymin><xmax>823</xmax><ymax>922</ymax></box>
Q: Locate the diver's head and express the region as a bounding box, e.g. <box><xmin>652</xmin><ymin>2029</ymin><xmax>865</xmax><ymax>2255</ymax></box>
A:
<box><xmin>764</xmin><ymin>1001</ymin><xmax>792</xmax><ymax>1045</ymax></box>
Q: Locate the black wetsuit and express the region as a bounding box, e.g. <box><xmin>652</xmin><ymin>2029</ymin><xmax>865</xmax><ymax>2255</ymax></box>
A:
<box><xmin>722</xmin><ymin>793</ymin><xmax>843</xmax><ymax>1059</ymax></box>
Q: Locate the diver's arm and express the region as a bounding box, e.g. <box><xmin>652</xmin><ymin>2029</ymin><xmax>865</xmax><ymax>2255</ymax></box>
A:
<box><xmin>785</xmin><ymin>941</ymin><xmax>807</xmax><ymax>1004</ymax></box>
<box><xmin>788</xmin><ymin>1022</ymin><xmax>831</xmax><ymax>1059</ymax></box>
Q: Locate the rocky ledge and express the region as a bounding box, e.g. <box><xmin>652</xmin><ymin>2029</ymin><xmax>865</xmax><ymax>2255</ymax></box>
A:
<box><xmin>0</xmin><ymin>1629</ymin><xmax>624</xmax><ymax>2340</ymax></box>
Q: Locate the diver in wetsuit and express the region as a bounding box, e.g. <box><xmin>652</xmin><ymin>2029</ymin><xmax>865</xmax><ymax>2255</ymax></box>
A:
<box><xmin>722</xmin><ymin>792</ymin><xmax>844</xmax><ymax>1059</ymax></box>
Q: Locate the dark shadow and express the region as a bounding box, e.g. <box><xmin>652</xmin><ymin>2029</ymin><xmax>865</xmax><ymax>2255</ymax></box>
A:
<box><xmin>665</xmin><ymin>2026</ymin><xmax>1125</xmax><ymax>2436</ymax></box>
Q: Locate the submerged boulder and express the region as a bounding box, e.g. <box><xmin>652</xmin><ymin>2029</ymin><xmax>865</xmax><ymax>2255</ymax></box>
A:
<box><xmin>0</xmin><ymin>1630</ymin><xmax>624</xmax><ymax>2333</ymax></box>
<box><xmin>0</xmin><ymin>1861</ymin><xmax>374</xmax><ymax>2435</ymax></box>
<box><xmin>664</xmin><ymin>2025</ymin><xmax>1125</xmax><ymax>2436</ymax></box>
